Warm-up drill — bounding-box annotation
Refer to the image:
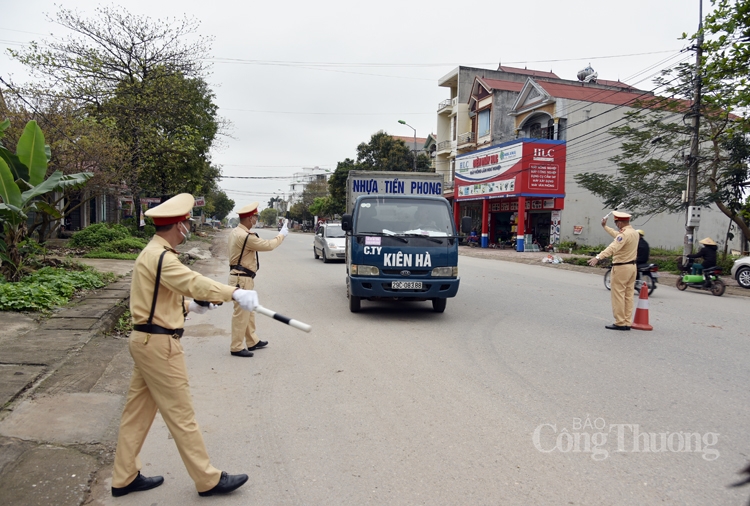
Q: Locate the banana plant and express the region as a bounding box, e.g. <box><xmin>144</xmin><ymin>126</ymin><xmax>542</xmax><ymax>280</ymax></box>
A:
<box><xmin>0</xmin><ymin>120</ymin><xmax>92</xmax><ymax>281</ymax></box>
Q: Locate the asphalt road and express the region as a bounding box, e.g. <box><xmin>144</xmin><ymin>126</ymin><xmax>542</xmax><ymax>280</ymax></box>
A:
<box><xmin>102</xmin><ymin>229</ymin><xmax>750</xmax><ymax>505</ymax></box>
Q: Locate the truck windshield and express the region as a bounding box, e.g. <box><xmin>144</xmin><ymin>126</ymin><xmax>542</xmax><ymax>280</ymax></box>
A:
<box><xmin>355</xmin><ymin>198</ymin><xmax>454</xmax><ymax>237</ymax></box>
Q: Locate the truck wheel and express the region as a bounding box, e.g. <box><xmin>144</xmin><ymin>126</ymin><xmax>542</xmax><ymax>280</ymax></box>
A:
<box><xmin>349</xmin><ymin>294</ymin><xmax>361</xmax><ymax>312</ymax></box>
<box><xmin>432</xmin><ymin>298</ymin><xmax>446</xmax><ymax>313</ymax></box>
<box><xmin>313</xmin><ymin>246</ymin><xmax>319</xmax><ymax>259</ymax></box>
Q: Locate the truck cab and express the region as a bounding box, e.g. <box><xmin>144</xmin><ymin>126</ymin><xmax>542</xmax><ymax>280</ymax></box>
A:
<box><xmin>342</xmin><ymin>195</ymin><xmax>460</xmax><ymax>313</ymax></box>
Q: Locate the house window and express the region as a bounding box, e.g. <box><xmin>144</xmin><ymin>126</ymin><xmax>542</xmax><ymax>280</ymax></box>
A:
<box><xmin>478</xmin><ymin>109</ymin><xmax>491</xmax><ymax>138</ymax></box>
<box><xmin>529</xmin><ymin>122</ymin><xmax>541</xmax><ymax>139</ymax></box>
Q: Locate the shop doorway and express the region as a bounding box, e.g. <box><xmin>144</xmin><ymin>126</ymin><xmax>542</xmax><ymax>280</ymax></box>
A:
<box><xmin>491</xmin><ymin>212</ymin><xmax>513</xmax><ymax>247</ymax></box>
<box><xmin>529</xmin><ymin>212</ymin><xmax>552</xmax><ymax>248</ymax></box>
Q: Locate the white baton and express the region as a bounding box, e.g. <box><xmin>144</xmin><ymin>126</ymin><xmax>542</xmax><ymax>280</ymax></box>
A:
<box><xmin>255</xmin><ymin>305</ymin><xmax>312</xmax><ymax>333</ymax></box>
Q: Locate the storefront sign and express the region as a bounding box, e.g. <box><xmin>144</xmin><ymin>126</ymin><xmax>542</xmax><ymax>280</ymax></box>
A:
<box><xmin>455</xmin><ymin>139</ymin><xmax>566</xmax><ymax>201</ymax></box>
<box><xmin>194</xmin><ymin>196</ymin><xmax>206</xmax><ymax>207</ymax></box>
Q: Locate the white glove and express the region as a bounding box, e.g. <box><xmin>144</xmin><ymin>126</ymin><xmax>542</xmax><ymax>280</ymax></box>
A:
<box><xmin>188</xmin><ymin>300</ymin><xmax>208</xmax><ymax>314</ymax></box>
<box><xmin>232</xmin><ymin>289</ymin><xmax>259</xmax><ymax>312</ymax></box>
<box><xmin>279</xmin><ymin>219</ymin><xmax>289</xmax><ymax>237</ymax></box>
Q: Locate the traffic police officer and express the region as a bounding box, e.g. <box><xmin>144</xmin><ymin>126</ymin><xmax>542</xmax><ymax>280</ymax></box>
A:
<box><xmin>228</xmin><ymin>202</ymin><xmax>288</xmax><ymax>357</ymax></box>
<box><xmin>111</xmin><ymin>193</ymin><xmax>260</xmax><ymax>498</ymax></box>
<box><xmin>587</xmin><ymin>211</ymin><xmax>639</xmax><ymax>330</ymax></box>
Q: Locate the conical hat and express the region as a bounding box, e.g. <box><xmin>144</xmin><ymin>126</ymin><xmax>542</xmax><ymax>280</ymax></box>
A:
<box><xmin>699</xmin><ymin>237</ymin><xmax>717</xmax><ymax>246</ymax></box>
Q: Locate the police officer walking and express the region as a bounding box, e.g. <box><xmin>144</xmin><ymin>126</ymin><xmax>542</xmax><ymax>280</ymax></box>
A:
<box><xmin>228</xmin><ymin>202</ymin><xmax>288</xmax><ymax>357</ymax></box>
<box><xmin>111</xmin><ymin>193</ymin><xmax>260</xmax><ymax>498</ymax></box>
<box><xmin>588</xmin><ymin>211</ymin><xmax>639</xmax><ymax>331</ymax></box>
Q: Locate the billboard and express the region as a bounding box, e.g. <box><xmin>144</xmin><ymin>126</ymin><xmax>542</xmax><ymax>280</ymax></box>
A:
<box><xmin>455</xmin><ymin>139</ymin><xmax>566</xmax><ymax>200</ymax></box>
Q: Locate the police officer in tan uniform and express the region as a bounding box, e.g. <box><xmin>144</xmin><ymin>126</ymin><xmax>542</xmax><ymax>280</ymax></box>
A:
<box><xmin>111</xmin><ymin>194</ymin><xmax>261</xmax><ymax>498</ymax></box>
<box><xmin>587</xmin><ymin>211</ymin><xmax>639</xmax><ymax>330</ymax></box>
<box><xmin>227</xmin><ymin>202</ymin><xmax>288</xmax><ymax>357</ymax></box>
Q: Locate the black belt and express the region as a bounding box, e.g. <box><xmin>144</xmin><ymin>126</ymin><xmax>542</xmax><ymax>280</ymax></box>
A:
<box><xmin>612</xmin><ymin>260</ymin><xmax>636</xmax><ymax>266</ymax></box>
<box><xmin>133</xmin><ymin>324</ymin><xmax>184</xmax><ymax>338</ymax></box>
<box><xmin>230</xmin><ymin>265</ymin><xmax>256</xmax><ymax>278</ymax></box>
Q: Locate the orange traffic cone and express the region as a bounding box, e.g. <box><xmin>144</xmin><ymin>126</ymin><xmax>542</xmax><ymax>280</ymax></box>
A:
<box><xmin>631</xmin><ymin>283</ymin><xmax>653</xmax><ymax>331</ymax></box>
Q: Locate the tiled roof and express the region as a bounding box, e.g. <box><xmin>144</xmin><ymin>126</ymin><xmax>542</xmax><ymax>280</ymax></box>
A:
<box><xmin>392</xmin><ymin>135</ymin><xmax>428</xmax><ymax>145</ymax></box>
<box><xmin>477</xmin><ymin>77</ymin><xmax>652</xmax><ymax>107</ymax></box>
<box><xmin>497</xmin><ymin>66</ymin><xmax>559</xmax><ymax>78</ymax></box>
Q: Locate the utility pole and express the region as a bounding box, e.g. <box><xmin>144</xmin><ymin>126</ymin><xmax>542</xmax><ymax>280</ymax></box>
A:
<box><xmin>684</xmin><ymin>0</ymin><xmax>703</xmax><ymax>262</ymax></box>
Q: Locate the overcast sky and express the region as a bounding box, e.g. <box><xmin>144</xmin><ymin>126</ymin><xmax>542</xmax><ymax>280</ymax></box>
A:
<box><xmin>1</xmin><ymin>1</ymin><xmax>707</xmax><ymax>214</ymax></box>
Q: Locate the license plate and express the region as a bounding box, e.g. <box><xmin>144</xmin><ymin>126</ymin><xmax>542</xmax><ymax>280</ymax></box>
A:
<box><xmin>651</xmin><ymin>273</ymin><xmax>660</xmax><ymax>278</ymax></box>
<box><xmin>392</xmin><ymin>281</ymin><xmax>422</xmax><ymax>289</ymax></box>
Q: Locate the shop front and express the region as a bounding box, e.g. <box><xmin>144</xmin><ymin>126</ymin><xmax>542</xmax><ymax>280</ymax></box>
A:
<box><xmin>453</xmin><ymin>139</ymin><xmax>566</xmax><ymax>251</ymax></box>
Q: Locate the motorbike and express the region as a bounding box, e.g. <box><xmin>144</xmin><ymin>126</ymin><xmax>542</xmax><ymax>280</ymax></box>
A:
<box><xmin>603</xmin><ymin>262</ymin><xmax>659</xmax><ymax>295</ymax></box>
<box><xmin>676</xmin><ymin>257</ymin><xmax>726</xmax><ymax>296</ymax></box>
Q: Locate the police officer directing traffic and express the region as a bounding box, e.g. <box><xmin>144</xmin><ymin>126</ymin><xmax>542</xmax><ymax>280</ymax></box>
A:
<box><xmin>588</xmin><ymin>211</ymin><xmax>639</xmax><ymax>331</ymax></box>
<box><xmin>228</xmin><ymin>202</ymin><xmax>288</xmax><ymax>357</ymax></box>
<box><xmin>111</xmin><ymin>193</ymin><xmax>260</xmax><ymax>498</ymax></box>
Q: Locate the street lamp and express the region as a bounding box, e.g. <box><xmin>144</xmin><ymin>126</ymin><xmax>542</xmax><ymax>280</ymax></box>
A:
<box><xmin>398</xmin><ymin>120</ymin><xmax>417</xmax><ymax>171</ymax></box>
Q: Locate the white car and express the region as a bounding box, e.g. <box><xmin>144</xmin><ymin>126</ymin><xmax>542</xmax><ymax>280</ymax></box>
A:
<box><xmin>313</xmin><ymin>222</ymin><xmax>346</xmax><ymax>263</ymax></box>
<box><xmin>731</xmin><ymin>256</ymin><xmax>750</xmax><ymax>289</ymax></box>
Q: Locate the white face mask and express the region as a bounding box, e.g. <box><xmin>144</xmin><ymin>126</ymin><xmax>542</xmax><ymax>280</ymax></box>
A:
<box><xmin>179</xmin><ymin>222</ymin><xmax>191</xmax><ymax>243</ymax></box>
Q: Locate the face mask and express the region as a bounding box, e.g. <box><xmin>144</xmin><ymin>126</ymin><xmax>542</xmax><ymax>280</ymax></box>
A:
<box><xmin>179</xmin><ymin>222</ymin><xmax>191</xmax><ymax>243</ymax></box>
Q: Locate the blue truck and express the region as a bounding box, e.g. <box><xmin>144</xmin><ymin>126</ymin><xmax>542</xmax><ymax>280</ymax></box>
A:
<box><xmin>341</xmin><ymin>171</ymin><xmax>460</xmax><ymax>313</ymax></box>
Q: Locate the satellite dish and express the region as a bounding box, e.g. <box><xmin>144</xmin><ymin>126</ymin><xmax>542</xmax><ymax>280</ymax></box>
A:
<box><xmin>577</xmin><ymin>64</ymin><xmax>598</xmax><ymax>83</ymax></box>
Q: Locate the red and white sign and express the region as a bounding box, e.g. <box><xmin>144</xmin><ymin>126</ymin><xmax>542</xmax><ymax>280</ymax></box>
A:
<box><xmin>194</xmin><ymin>196</ymin><xmax>205</xmax><ymax>207</ymax></box>
<box><xmin>455</xmin><ymin>140</ymin><xmax>566</xmax><ymax>200</ymax></box>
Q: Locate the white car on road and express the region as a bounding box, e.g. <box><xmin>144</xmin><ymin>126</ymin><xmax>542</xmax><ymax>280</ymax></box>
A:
<box><xmin>313</xmin><ymin>222</ymin><xmax>346</xmax><ymax>263</ymax></box>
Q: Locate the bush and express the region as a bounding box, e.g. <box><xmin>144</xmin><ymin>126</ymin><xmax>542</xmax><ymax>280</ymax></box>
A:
<box><xmin>70</xmin><ymin>223</ymin><xmax>130</xmax><ymax>248</ymax></box>
<box><xmin>0</xmin><ymin>266</ymin><xmax>116</xmax><ymax>312</ymax></box>
<box><xmin>562</xmin><ymin>256</ymin><xmax>593</xmax><ymax>267</ymax></box>
<box><xmin>96</xmin><ymin>237</ymin><xmax>147</xmax><ymax>254</ymax></box>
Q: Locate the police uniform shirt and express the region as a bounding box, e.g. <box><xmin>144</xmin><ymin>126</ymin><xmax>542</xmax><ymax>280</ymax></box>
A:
<box><xmin>598</xmin><ymin>224</ymin><xmax>639</xmax><ymax>263</ymax></box>
<box><xmin>131</xmin><ymin>235</ymin><xmax>236</xmax><ymax>329</ymax></box>
<box><xmin>228</xmin><ymin>224</ymin><xmax>285</xmax><ymax>275</ymax></box>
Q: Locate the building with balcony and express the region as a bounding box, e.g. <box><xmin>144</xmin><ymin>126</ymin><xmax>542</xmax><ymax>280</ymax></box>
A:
<box><xmin>436</xmin><ymin>65</ymin><xmax>742</xmax><ymax>251</ymax></box>
<box><xmin>288</xmin><ymin>166</ymin><xmax>330</xmax><ymax>206</ymax></box>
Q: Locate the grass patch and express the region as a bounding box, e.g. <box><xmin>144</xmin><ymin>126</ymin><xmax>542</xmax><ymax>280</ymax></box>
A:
<box><xmin>113</xmin><ymin>309</ymin><xmax>133</xmax><ymax>336</ymax></box>
<box><xmin>83</xmin><ymin>251</ymin><xmax>140</xmax><ymax>260</ymax></box>
<box><xmin>0</xmin><ymin>266</ymin><xmax>117</xmax><ymax>312</ymax></box>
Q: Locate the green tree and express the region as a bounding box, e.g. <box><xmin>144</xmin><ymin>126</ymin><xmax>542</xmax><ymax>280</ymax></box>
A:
<box><xmin>208</xmin><ymin>189</ymin><xmax>234</xmax><ymax>222</ymax></box>
<box><xmin>326</xmin><ymin>132</ymin><xmax>435</xmax><ymax>215</ymax></box>
<box><xmin>701</xmin><ymin>0</ymin><xmax>750</xmax><ymax>130</ymax></box>
<box><xmin>259</xmin><ymin>207</ymin><xmax>278</xmax><ymax>227</ymax></box>
<box><xmin>574</xmin><ymin>61</ymin><xmax>750</xmax><ymax>243</ymax></box>
<box><xmin>0</xmin><ymin>90</ymin><xmax>127</xmax><ymax>240</ymax></box>
<box><xmin>0</xmin><ymin>120</ymin><xmax>92</xmax><ymax>281</ymax></box>
<box><xmin>9</xmin><ymin>6</ymin><xmax>216</xmax><ymax>225</ymax></box>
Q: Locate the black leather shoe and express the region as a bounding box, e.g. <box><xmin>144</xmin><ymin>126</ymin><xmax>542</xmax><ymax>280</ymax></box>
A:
<box><xmin>247</xmin><ymin>340</ymin><xmax>268</xmax><ymax>351</ymax></box>
<box><xmin>230</xmin><ymin>349</ymin><xmax>254</xmax><ymax>357</ymax></box>
<box><xmin>111</xmin><ymin>471</ymin><xmax>164</xmax><ymax>497</ymax></box>
<box><xmin>198</xmin><ymin>471</ymin><xmax>249</xmax><ymax>496</ymax></box>
<box><xmin>605</xmin><ymin>324</ymin><xmax>631</xmax><ymax>331</ymax></box>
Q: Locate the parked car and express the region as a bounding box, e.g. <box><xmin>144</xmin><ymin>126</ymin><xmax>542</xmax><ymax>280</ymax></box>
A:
<box><xmin>313</xmin><ymin>222</ymin><xmax>346</xmax><ymax>263</ymax></box>
<box><xmin>731</xmin><ymin>256</ymin><xmax>750</xmax><ymax>289</ymax></box>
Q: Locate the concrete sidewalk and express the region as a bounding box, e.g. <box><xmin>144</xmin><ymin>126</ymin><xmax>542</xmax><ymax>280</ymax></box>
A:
<box><xmin>458</xmin><ymin>244</ymin><xmax>750</xmax><ymax>298</ymax></box>
<box><xmin>0</xmin><ymin>258</ymin><xmax>135</xmax><ymax>506</ymax></box>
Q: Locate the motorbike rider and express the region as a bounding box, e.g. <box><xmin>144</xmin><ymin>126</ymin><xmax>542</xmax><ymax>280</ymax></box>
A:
<box><xmin>636</xmin><ymin>230</ymin><xmax>650</xmax><ymax>266</ymax></box>
<box><xmin>687</xmin><ymin>237</ymin><xmax>718</xmax><ymax>287</ymax></box>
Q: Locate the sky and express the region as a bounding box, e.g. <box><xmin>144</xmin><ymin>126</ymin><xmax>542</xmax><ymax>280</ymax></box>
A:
<box><xmin>0</xmin><ymin>0</ymin><xmax>708</xmax><ymax>215</ymax></box>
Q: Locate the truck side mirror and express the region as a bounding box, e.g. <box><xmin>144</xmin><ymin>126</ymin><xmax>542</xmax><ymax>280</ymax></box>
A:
<box><xmin>461</xmin><ymin>216</ymin><xmax>472</xmax><ymax>234</ymax></box>
<box><xmin>342</xmin><ymin>214</ymin><xmax>352</xmax><ymax>231</ymax></box>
